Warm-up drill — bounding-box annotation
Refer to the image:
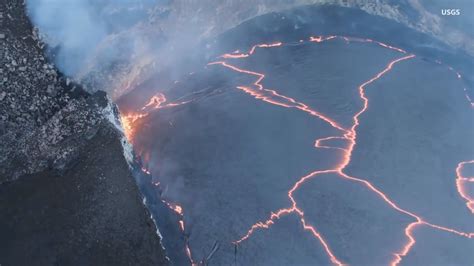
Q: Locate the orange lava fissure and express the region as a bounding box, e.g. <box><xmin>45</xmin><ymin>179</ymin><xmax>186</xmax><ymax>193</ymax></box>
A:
<box><xmin>123</xmin><ymin>35</ymin><xmax>473</xmax><ymax>265</ymax></box>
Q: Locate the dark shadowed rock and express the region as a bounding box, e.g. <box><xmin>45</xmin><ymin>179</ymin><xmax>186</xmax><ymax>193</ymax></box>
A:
<box><xmin>0</xmin><ymin>1</ymin><xmax>168</xmax><ymax>265</ymax></box>
<box><xmin>0</xmin><ymin>124</ymin><xmax>168</xmax><ymax>265</ymax></box>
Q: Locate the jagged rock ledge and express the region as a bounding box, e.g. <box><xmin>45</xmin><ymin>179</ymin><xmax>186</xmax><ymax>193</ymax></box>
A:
<box><xmin>0</xmin><ymin>1</ymin><xmax>168</xmax><ymax>265</ymax></box>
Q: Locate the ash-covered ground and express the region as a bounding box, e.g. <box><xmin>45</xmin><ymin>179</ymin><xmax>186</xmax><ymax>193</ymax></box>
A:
<box><xmin>121</xmin><ymin>6</ymin><xmax>474</xmax><ymax>266</ymax></box>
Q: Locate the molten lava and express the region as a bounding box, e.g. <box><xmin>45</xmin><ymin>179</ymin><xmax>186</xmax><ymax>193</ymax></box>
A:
<box><xmin>456</xmin><ymin>160</ymin><xmax>474</xmax><ymax>213</ymax></box>
<box><xmin>121</xmin><ymin>113</ymin><xmax>148</xmax><ymax>142</ymax></box>
<box><xmin>207</xmin><ymin>35</ymin><xmax>474</xmax><ymax>265</ymax></box>
<box><xmin>123</xmin><ymin>34</ymin><xmax>473</xmax><ymax>265</ymax></box>
<box><xmin>120</xmin><ymin>92</ymin><xmax>191</xmax><ymax>142</ymax></box>
<box><xmin>122</xmin><ymin>92</ymin><xmax>196</xmax><ymax>264</ymax></box>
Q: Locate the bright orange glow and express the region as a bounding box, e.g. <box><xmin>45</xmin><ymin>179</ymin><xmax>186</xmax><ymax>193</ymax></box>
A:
<box><xmin>207</xmin><ymin>61</ymin><xmax>347</xmax><ymax>133</ymax></box>
<box><xmin>121</xmin><ymin>113</ymin><xmax>149</xmax><ymax>142</ymax></box>
<box><xmin>314</xmin><ymin>136</ymin><xmax>348</xmax><ymax>152</ymax></box>
<box><xmin>159</xmin><ymin>196</ymin><xmax>195</xmax><ymax>263</ymax></box>
<box><xmin>120</xmin><ymin>92</ymin><xmax>192</xmax><ymax>142</ymax></box>
<box><xmin>301</xmin><ymin>217</ymin><xmax>344</xmax><ymax>266</ymax></box>
<box><xmin>208</xmin><ymin>35</ymin><xmax>474</xmax><ymax>265</ymax></box>
<box><xmin>456</xmin><ymin>160</ymin><xmax>474</xmax><ymax>213</ymax></box>
<box><xmin>142</xmin><ymin>93</ymin><xmax>166</xmax><ymax>109</ymax></box>
<box><xmin>391</xmin><ymin>221</ymin><xmax>423</xmax><ymax>266</ymax></box>
<box><xmin>221</xmin><ymin>42</ymin><xmax>282</xmax><ymax>59</ymax></box>
<box><xmin>122</xmin><ymin>34</ymin><xmax>473</xmax><ymax>265</ymax></box>
<box><xmin>309</xmin><ymin>35</ymin><xmax>337</xmax><ymax>43</ymax></box>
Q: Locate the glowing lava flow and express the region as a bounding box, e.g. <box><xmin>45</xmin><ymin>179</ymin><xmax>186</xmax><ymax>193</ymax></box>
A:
<box><xmin>123</xmin><ymin>34</ymin><xmax>473</xmax><ymax>265</ymax></box>
<box><xmin>141</xmin><ymin>166</ymin><xmax>197</xmax><ymax>265</ymax></box>
<box><xmin>121</xmin><ymin>93</ymin><xmax>197</xmax><ymax>264</ymax></box>
<box><xmin>221</xmin><ymin>42</ymin><xmax>283</xmax><ymax>59</ymax></box>
<box><xmin>121</xmin><ymin>113</ymin><xmax>148</xmax><ymax>142</ymax></box>
<box><xmin>206</xmin><ymin>61</ymin><xmax>346</xmax><ymax>132</ymax></box>
<box><xmin>208</xmin><ymin>35</ymin><xmax>474</xmax><ymax>265</ymax></box>
<box><xmin>163</xmin><ymin>199</ymin><xmax>197</xmax><ymax>265</ymax></box>
<box><xmin>121</xmin><ymin>92</ymin><xmax>190</xmax><ymax>142</ymax></box>
<box><xmin>141</xmin><ymin>92</ymin><xmax>192</xmax><ymax>111</ymax></box>
<box><xmin>158</xmin><ymin>187</ymin><xmax>196</xmax><ymax>265</ymax></box>
<box><xmin>456</xmin><ymin>160</ymin><xmax>474</xmax><ymax>213</ymax></box>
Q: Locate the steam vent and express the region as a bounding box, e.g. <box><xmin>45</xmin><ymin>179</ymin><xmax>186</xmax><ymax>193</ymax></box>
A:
<box><xmin>1</xmin><ymin>0</ymin><xmax>473</xmax><ymax>265</ymax></box>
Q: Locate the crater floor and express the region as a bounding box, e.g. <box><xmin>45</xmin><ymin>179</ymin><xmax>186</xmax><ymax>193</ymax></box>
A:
<box><xmin>124</xmin><ymin>34</ymin><xmax>474</xmax><ymax>265</ymax></box>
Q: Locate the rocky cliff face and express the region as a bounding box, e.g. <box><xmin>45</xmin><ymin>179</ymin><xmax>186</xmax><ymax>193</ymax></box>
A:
<box><xmin>0</xmin><ymin>1</ymin><xmax>167</xmax><ymax>265</ymax></box>
<box><xmin>0</xmin><ymin>0</ymin><xmax>109</xmax><ymax>181</ymax></box>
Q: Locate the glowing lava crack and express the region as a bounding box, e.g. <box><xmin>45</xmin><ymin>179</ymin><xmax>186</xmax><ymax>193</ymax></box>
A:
<box><xmin>122</xmin><ymin>35</ymin><xmax>474</xmax><ymax>265</ymax></box>
<box><xmin>207</xmin><ymin>36</ymin><xmax>474</xmax><ymax>266</ymax></box>
<box><xmin>456</xmin><ymin>160</ymin><xmax>474</xmax><ymax>214</ymax></box>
